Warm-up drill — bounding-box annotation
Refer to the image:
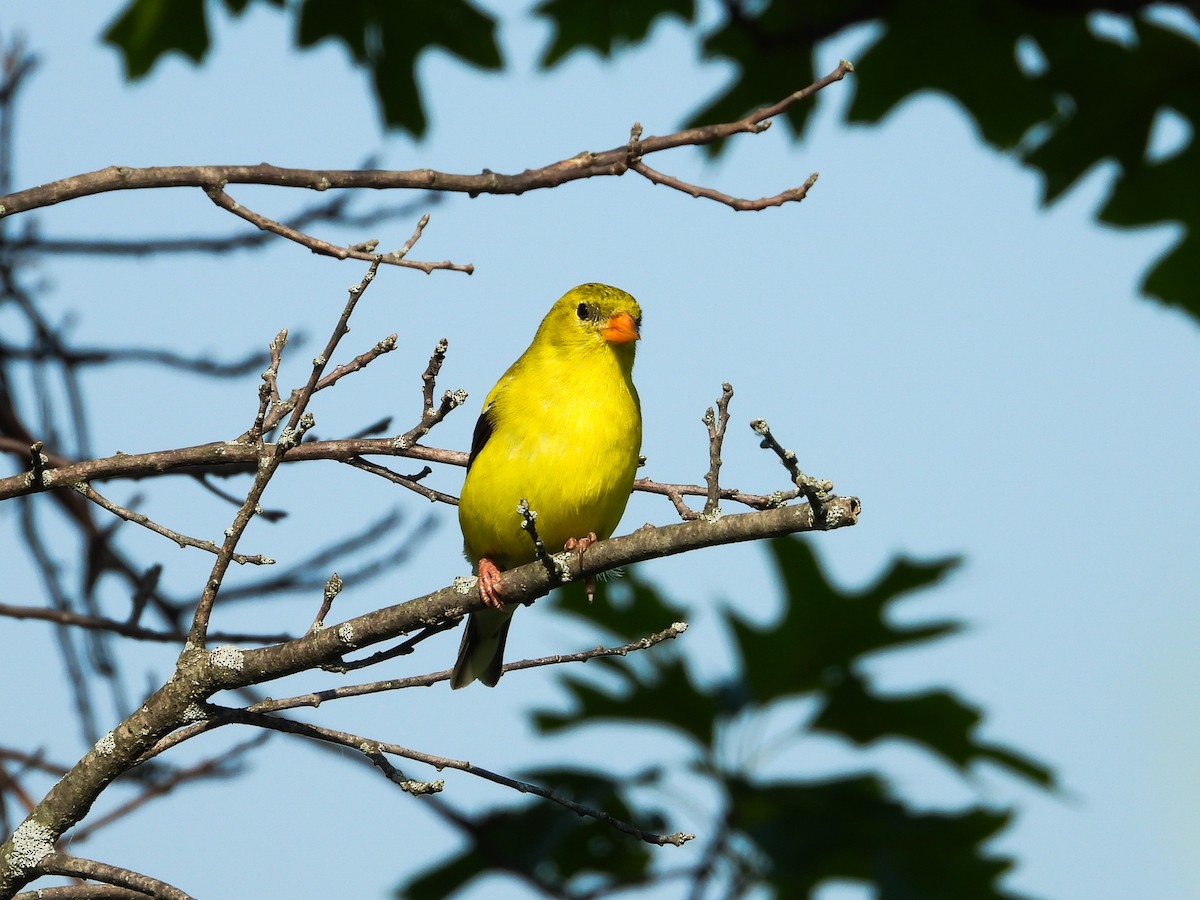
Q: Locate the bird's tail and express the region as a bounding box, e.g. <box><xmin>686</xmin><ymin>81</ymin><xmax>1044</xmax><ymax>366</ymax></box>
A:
<box><xmin>450</xmin><ymin>606</ymin><xmax>516</xmax><ymax>689</ymax></box>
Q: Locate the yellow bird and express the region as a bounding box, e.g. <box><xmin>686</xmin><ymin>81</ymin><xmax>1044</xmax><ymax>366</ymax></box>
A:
<box><xmin>451</xmin><ymin>283</ymin><xmax>643</xmax><ymax>689</ymax></box>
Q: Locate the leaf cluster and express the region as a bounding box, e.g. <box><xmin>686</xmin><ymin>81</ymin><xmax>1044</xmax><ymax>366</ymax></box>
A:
<box><xmin>400</xmin><ymin>537</ymin><xmax>1053</xmax><ymax>899</ymax></box>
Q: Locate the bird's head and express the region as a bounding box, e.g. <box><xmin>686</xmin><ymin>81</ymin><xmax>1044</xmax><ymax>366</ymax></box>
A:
<box><xmin>538</xmin><ymin>283</ymin><xmax>642</xmax><ymax>361</ymax></box>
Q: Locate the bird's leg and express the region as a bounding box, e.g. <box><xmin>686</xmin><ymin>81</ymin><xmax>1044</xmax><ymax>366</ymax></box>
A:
<box><xmin>564</xmin><ymin>532</ymin><xmax>599</xmax><ymax>602</ymax></box>
<box><xmin>477</xmin><ymin>557</ymin><xmax>505</xmax><ymax>609</ymax></box>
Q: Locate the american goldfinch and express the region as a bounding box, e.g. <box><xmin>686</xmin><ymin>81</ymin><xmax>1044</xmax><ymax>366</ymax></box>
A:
<box><xmin>451</xmin><ymin>283</ymin><xmax>643</xmax><ymax>689</ymax></box>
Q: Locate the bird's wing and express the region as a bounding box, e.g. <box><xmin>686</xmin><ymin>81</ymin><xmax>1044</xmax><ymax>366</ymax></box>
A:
<box><xmin>466</xmin><ymin>403</ymin><xmax>495</xmax><ymax>471</ymax></box>
<box><xmin>467</xmin><ymin>356</ymin><xmax>526</xmax><ymax>471</ymax></box>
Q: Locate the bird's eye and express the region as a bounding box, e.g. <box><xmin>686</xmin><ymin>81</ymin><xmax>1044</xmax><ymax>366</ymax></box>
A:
<box><xmin>576</xmin><ymin>302</ymin><xmax>590</xmax><ymax>320</ymax></box>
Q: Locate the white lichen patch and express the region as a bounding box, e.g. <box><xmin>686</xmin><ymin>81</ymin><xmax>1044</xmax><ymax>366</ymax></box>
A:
<box><xmin>208</xmin><ymin>645</ymin><xmax>245</xmax><ymax>671</ymax></box>
<box><xmin>181</xmin><ymin>702</ymin><xmax>209</xmax><ymax>723</ymax></box>
<box><xmin>8</xmin><ymin>820</ymin><xmax>54</xmax><ymax>871</ymax></box>
<box><xmin>671</xmin><ymin>622</ymin><xmax>689</xmax><ymax>635</ymax></box>
<box><xmin>95</xmin><ymin>730</ymin><xmax>116</xmax><ymax>755</ymax></box>
<box><xmin>700</xmin><ymin>507</ymin><xmax>724</xmax><ymax>524</ymax></box>
<box><xmin>453</xmin><ymin>575</ymin><xmax>476</xmax><ymax>595</ymax></box>
<box><xmin>336</xmin><ymin>623</ymin><xmax>355</xmax><ymax>645</ymax></box>
<box><xmin>550</xmin><ymin>552</ymin><xmax>573</xmax><ymax>580</ymax></box>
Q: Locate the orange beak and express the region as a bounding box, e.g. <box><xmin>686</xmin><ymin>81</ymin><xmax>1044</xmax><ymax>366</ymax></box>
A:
<box><xmin>602</xmin><ymin>311</ymin><xmax>640</xmax><ymax>343</ymax></box>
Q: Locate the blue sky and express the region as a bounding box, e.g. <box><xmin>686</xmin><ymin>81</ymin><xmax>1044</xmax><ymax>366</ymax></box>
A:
<box><xmin>2</xmin><ymin>2</ymin><xmax>1198</xmax><ymax>898</ymax></box>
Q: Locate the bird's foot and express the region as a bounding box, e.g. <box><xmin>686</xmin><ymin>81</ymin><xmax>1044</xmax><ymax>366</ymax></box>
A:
<box><xmin>564</xmin><ymin>532</ymin><xmax>599</xmax><ymax>555</ymax></box>
<box><xmin>564</xmin><ymin>533</ymin><xmax>599</xmax><ymax>602</ymax></box>
<box><xmin>477</xmin><ymin>558</ymin><xmax>505</xmax><ymax>610</ymax></box>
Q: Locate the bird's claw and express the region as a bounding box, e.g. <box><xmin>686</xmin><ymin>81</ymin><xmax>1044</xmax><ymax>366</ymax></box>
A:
<box><xmin>477</xmin><ymin>558</ymin><xmax>505</xmax><ymax>609</ymax></box>
<box><xmin>564</xmin><ymin>533</ymin><xmax>599</xmax><ymax>602</ymax></box>
<box><xmin>564</xmin><ymin>532</ymin><xmax>598</xmax><ymax>554</ymax></box>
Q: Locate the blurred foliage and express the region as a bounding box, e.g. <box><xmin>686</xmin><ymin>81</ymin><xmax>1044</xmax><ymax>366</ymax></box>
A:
<box><xmin>103</xmin><ymin>0</ymin><xmax>1200</xmax><ymax>321</ymax></box>
<box><xmin>398</xmin><ymin>537</ymin><xmax>1053</xmax><ymax>899</ymax></box>
<box><xmin>103</xmin><ymin>0</ymin><xmax>501</xmax><ymax>137</ymax></box>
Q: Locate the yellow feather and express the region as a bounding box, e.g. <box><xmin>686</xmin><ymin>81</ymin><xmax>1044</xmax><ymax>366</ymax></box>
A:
<box><xmin>452</xmin><ymin>284</ymin><xmax>642</xmax><ymax>688</ymax></box>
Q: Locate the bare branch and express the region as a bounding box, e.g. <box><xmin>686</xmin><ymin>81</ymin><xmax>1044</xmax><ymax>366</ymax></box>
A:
<box><xmin>0</xmin><ymin>748</ymin><xmax>70</xmax><ymax>778</ymax></box>
<box><xmin>70</xmin><ymin>481</ymin><xmax>273</xmax><ymax>565</ymax></box>
<box><xmin>632</xmin><ymin>160</ymin><xmax>819</xmax><ymax>210</ymax></box>
<box><xmin>15</xmin><ymin>887</ymin><xmax>154</xmax><ymax>899</ymax></box>
<box><xmin>702</xmin><ymin>383</ymin><xmax>734</xmax><ymax>518</ymax></box>
<box><xmin>633</xmin><ymin>478</ymin><xmax>798</xmax><ymax>519</ymax></box>
<box><xmin>210</xmin><ymin>709</ymin><xmax>693</xmax><ymax>847</ymax></box>
<box><xmin>0</xmin><ymin>62</ymin><xmax>854</xmax><ymax>219</ymax></box>
<box><xmin>34</xmin><ymin>854</ymin><xmax>193</xmax><ymax>900</ymax></box>
<box><xmin>0</xmin><ymin>602</ymin><xmax>294</xmax><ymax>645</ymax></box>
<box><xmin>342</xmin><ymin>456</ymin><xmax>458</xmax><ymax>505</ymax></box>
<box><xmin>308</xmin><ymin>573</ymin><xmax>343</xmax><ymax>634</ymax></box>
<box><xmin>750</xmin><ymin>418</ymin><xmax>833</xmax><ymax>515</ymax></box>
<box><xmin>15</xmin><ymin>193</ymin><xmax>438</xmax><ymax>257</ymax></box>
<box><xmin>204</xmin><ymin>190</ymin><xmax>471</xmax><ymax>274</ymax></box>
<box><xmin>394</xmin><ymin>338</ymin><xmax>468</xmax><ymax>449</ymax></box>
<box><xmin>0</xmin><ymin>339</ymin><xmax>265</xmax><ymax>377</ymax></box>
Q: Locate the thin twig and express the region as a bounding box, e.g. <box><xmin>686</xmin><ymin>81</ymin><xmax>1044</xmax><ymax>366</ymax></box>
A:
<box><xmin>321</xmin><ymin>620</ymin><xmax>460</xmax><ymax>673</ymax></box>
<box><xmin>213</xmin><ymin>709</ymin><xmax>695</xmax><ymax>847</ymax></box>
<box><xmin>343</xmin><ymin>456</ymin><xmax>458</xmax><ymax>505</ymax></box>
<box><xmin>632</xmin><ymin>160</ymin><xmax>819</xmax><ymax>210</ymax></box>
<box><xmin>394</xmin><ymin>338</ymin><xmax>469</xmax><ymax>449</ymax></box>
<box><xmin>204</xmin><ymin>190</ymin><xmax>472</xmax><ymax>274</ymax></box>
<box><xmin>247</xmin><ymin>329</ymin><xmax>287</xmax><ymax>443</ymax></box>
<box><xmin>633</xmin><ymin>478</ymin><xmax>798</xmax><ymax>519</ymax></box>
<box><xmin>70</xmin><ymin>481</ymin><xmax>274</xmax><ymax>565</ymax></box>
<box><xmin>702</xmin><ymin>383</ymin><xmax>734</xmax><ymax>519</ymax></box>
<box><xmin>28</xmin><ymin>440</ymin><xmax>47</xmax><ymax>487</ymax></box>
<box><xmin>518</xmin><ymin>498</ymin><xmax>571</xmax><ymax>584</ymax></box>
<box><xmin>750</xmin><ymin>419</ymin><xmax>832</xmax><ymax>517</ymax></box>
<box><xmin>0</xmin><ymin>339</ymin><xmax>265</xmax><ymax>377</ymax></box>
<box><xmin>0</xmin><ymin>748</ymin><xmax>70</xmax><ymax>778</ymax></box>
<box><xmin>360</xmin><ymin>747</ymin><xmax>444</xmax><ymax>796</ymax></box>
<box><xmin>17</xmin><ymin>193</ymin><xmax>438</xmax><ymax>257</ymax></box>
<box><xmin>0</xmin><ymin>602</ymin><xmax>294</xmax><ymax>644</ymax></box>
<box><xmin>308</xmin><ymin>573</ymin><xmax>343</xmax><ymax>634</ymax></box>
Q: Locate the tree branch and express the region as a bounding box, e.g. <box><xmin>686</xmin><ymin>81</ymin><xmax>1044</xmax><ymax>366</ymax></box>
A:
<box><xmin>0</xmin><ymin>62</ymin><xmax>854</xmax><ymax>219</ymax></box>
<box><xmin>33</xmin><ymin>854</ymin><xmax>192</xmax><ymax>900</ymax></box>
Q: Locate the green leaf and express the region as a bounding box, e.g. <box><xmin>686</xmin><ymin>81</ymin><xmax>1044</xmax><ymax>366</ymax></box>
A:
<box><xmin>398</xmin><ymin>768</ymin><xmax>653</xmax><ymax>898</ymax></box>
<box><xmin>543</xmin><ymin>573</ymin><xmax>685</xmax><ymax>643</ymax></box>
<box><xmin>847</xmin><ymin>0</ymin><xmax>1056</xmax><ymax>148</ymax></box>
<box><xmin>535</xmin><ymin>656</ymin><xmax>718</xmax><ymax>747</ymax></box>
<box><xmin>728</xmin><ymin>774</ymin><xmax>1021</xmax><ymax>898</ymax></box>
<box><xmin>221</xmin><ymin>0</ymin><xmax>284</xmax><ymax>15</ymax></box>
<box><xmin>1098</xmin><ymin>127</ymin><xmax>1200</xmax><ymax>319</ymax></box>
<box><xmin>103</xmin><ymin>0</ymin><xmax>210</xmax><ymax>79</ymax></box>
<box><xmin>813</xmin><ymin>671</ymin><xmax>1055</xmax><ymax>787</ymax></box>
<box><xmin>1023</xmin><ymin>18</ymin><xmax>1200</xmax><ymax>203</ymax></box>
<box><xmin>728</xmin><ymin>537</ymin><xmax>961</xmax><ymax>704</ymax></box>
<box><xmin>534</xmin><ymin>0</ymin><xmax>697</xmax><ymax>67</ymax></box>
<box><xmin>296</xmin><ymin>0</ymin><xmax>501</xmax><ymax>136</ymax></box>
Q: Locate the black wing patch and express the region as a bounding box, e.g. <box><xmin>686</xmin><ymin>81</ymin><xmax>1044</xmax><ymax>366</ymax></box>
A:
<box><xmin>466</xmin><ymin>406</ymin><xmax>495</xmax><ymax>470</ymax></box>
